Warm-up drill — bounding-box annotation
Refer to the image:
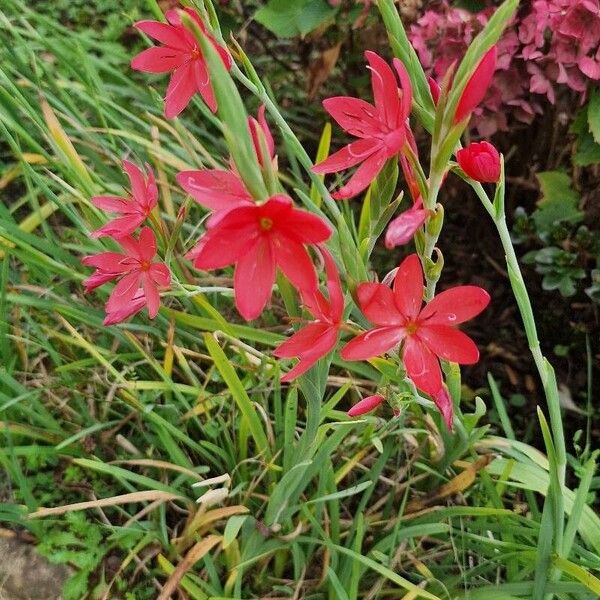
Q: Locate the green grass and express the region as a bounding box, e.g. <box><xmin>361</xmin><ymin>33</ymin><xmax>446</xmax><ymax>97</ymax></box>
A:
<box><xmin>0</xmin><ymin>1</ymin><xmax>599</xmax><ymax>598</ymax></box>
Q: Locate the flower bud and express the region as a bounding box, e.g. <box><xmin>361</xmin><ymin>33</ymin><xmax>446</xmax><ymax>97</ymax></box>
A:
<box><xmin>456</xmin><ymin>141</ymin><xmax>501</xmax><ymax>183</ymax></box>
<box><xmin>428</xmin><ymin>76</ymin><xmax>441</xmax><ymax>105</ymax></box>
<box><xmin>453</xmin><ymin>46</ymin><xmax>497</xmax><ymax>124</ymax></box>
<box><xmin>347</xmin><ymin>394</ymin><xmax>385</xmax><ymax>417</ymax></box>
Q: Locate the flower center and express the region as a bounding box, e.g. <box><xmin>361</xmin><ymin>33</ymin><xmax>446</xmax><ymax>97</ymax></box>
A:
<box><xmin>140</xmin><ymin>260</ymin><xmax>152</xmax><ymax>272</ymax></box>
<box><xmin>191</xmin><ymin>46</ymin><xmax>201</xmax><ymax>61</ymax></box>
<box><xmin>259</xmin><ymin>217</ymin><xmax>273</xmax><ymax>231</ymax></box>
<box><xmin>405</xmin><ymin>321</ymin><xmax>419</xmax><ymax>335</ymax></box>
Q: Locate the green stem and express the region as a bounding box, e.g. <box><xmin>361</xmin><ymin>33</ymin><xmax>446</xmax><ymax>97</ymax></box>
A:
<box><xmin>471</xmin><ymin>179</ymin><xmax>567</xmax><ymax>586</ymax></box>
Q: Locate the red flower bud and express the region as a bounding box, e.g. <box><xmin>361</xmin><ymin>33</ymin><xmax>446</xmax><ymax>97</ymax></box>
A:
<box><xmin>347</xmin><ymin>395</ymin><xmax>385</xmax><ymax>417</ymax></box>
<box><xmin>456</xmin><ymin>141</ymin><xmax>501</xmax><ymax>183</ymax></box>
<box><xmin>454</xmin><ymin>46</ymin><xmax>497</xmax><ymax>124</ymax></box>
<box><xmin>428</xmin><ymin>76</ymin><xmax>441</xmax><ymax>105</ymax></box>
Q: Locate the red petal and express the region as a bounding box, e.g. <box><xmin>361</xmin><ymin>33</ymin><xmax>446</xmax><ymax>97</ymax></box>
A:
<box><xmin>122</xmin><ymin>160</ymin><xmax>147</xmax><ymax>203</ymax></box>
<box><xmin>420</xmin><ymin>285</ymin><xmax>490</xmax><ymax>325</ymax></box>
<box><xmin>176</xmin><ymin>169</ymin><xmax>252</xmax><ymax>211</ymax></box>
<box><xmin>92</xmin><ymin>214</ymin><xmax>145</xmax><ymax>239</ymax></box>
<box><xmin>278</xmin><ymin>207</ymin><xmax>332</xmax><ymax>244</ymax></box>
<box><xmin>322</xmin><ymin>96</ymin><xmax>384</xmax><ymax>138</ymax></box>
<box><xmin>104</xmin><ymin>292</ymin><xmax>146</xmax><ymax>325</ymax></box>
<box><xmin>384</xmin><ymin>206</ymin><xmax>428</xmax><ymax>248</ymax></box>
<box><xmin>273</xmin><ymin>238</ymin><xmax>318</xmax><ymax>293</ymax></box>
<box><xmin>332</xmin><ymin>148</ymin><xmax>387</xmax><ymax>199</ymax></box>
<box><xmin>392</xmin><ymin>58</ymin><xmax>413</xmax><ymax>121</ymax></box>
<box><xmin>341</xmin><ymin>326</ymin><xmax>405</xmax><ymax>361</ymax></box>
<box><xmin>312</xmin><ymin>138</ymin><xmax>380</xmax><ymax>174</ymax></box>
<box><xmin>454</xmin><ymin>46</ymin><xmax>497</xmax><ymax>123</ymax></box>
<box><xmin>134</xmin><ymin>20</ymin><xmax>189</xmax><ymax>51</ymax></box>
<box><xmin>164</xmin><ymin>63</ymin><xmax>196</xmax><ymax>119</ymax></box>
<box><xmin>92</xmin><ymin>195</ymin><xmax>130</xmax><ymax>213</ymax></box>
<box><xmin>356</xmin><ymin>282</ymin><xmax>404</xmax><ymax>326</ymax></box>
<box><xmin>348</xmin><ymin>394</ymin><xmax>385</xmax><ymax>417</ymax></box>
<box><xmin>84</xmin><ymin>271</ymin><xmax>118</xmax><ymax>292</ymax></box>
<box><xmin>193</xmin><ymin>59</ymin><xmax>217</xmax><ymax>113</ymax></box>
<box><xmin>149</xmin><ymin>263</ymin><xmax>171</xmax><ymax>287</ymax></box>
<box><xmin>393</xmin><ymin>254</ymin><xmax>423</xmax><ymax>320</ymax></box>
<box><xmin>432</xmin><ymin>387</ymin><xmax>453</xmax><ymax>430</ymax></box>
<box><xmin>365</xmin><ymin>51</ymin><xmax>400</xmax><ymax>129</ymax></box>
<box><xmin>142</xmin><ymin>275</ymin><xmax>160</xmax><ymax>319</ymax></box>
<box><xmin>418</xmin><ymin>325</ymin><xmax>480</xmax><ymax>364</ymax></box>
<box><xmin>192</xmin><ymin>224</ymin><xmax>258</xmax><ymax>270</ymax></box>
<box><xmin>106</xmin><ymin>271</ymin><xmax>142</xmax><ymax>313</ymax></box>
<box><xmin>402</xmin><ymin>337</ymin><xmax>442</xmax><ymax>395</ymax></box>
<box><xmin>130</xmin><ymin>46</ymin><xmax>186</xmax><ymax>73</ymax></box>
<box><xmin>274</xmin><ymin>322</ymin><xmax>331</xmax><ymax>358</ymax></box>
<box><xmin>82</xmin><ymin>252</ymin><xmax>130</xmax><ymax>273</ymax></box>
<box><xmin>279</xmin><ymin>327</ymin><xmax>339</xmax><ymax>382</ymax></box>
<box><xmin>138</xmin><ymin>227</ymin><xmax>157</xmax><ymax>262</ymax></box>
<box><xmin>234</xmin><ymin>239</ymin><xmax>276</xmax><ymax>320</ymax></box>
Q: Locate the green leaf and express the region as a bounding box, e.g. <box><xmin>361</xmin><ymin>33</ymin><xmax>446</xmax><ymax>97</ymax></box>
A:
<box><xmin>532</xmin><ymin>171</ymin><xmax>583</xmax><ymax>233</ymax></box>
<box><xmin>254</xmin><ymin>0</ymin><xmax>336</xmax><ymax>38</ymax></box>
<box><xmin>574</xmin><ymin>129</ymin><xmax>600</xmax><ymax>166</ymax></box>
<box><xmin>588</xmin><ymin>88</ymin><xmax>600</xmax><ymax>144</ymax></box>
<box><xmin>203</xmin><ymin>333</ymin><xmax>271</xmax><ymax>460</ymax></box>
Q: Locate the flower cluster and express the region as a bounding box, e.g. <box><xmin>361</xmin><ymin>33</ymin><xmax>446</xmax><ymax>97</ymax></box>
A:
<box><xmin>82</xmin><ymin>6</ymin><xmax>498</xmax><ymax>429</ymax></box>
<box><xmin>83</xmin><ymin>162</ymin><xmax>171</xmax><ymax>324</ymax></box>
<box><xmin>409</xmin><ymin>0</ymin><xmax>600</xmax><ymax>135</ymax></box>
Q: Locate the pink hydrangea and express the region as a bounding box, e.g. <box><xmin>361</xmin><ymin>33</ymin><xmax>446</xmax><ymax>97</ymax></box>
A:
<box><xmin>409</xmin><ymin>0</ymin><xmax>600</xmax><ymax>136</ymax></box>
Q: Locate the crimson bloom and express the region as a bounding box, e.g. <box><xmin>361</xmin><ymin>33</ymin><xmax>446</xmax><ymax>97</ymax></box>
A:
<box><xmin>347</xmin><ymin>394</ymin><xmax>385</xmax><ymax>417</ymax></box>
<box><xmin>274</xmin><ymin>247</ymin><xmax>343</xmax><ymax>381</ymax></box>
<box><xmin>82</xmin><ymin>227</ymin><xmax>171</xmax><ymax>323</ymax></box>
<box><xmin>453</xmin><ymin>46</ymin><xmax>497</xmax><ymax>124</ymax></box>
<box><xmin>313</xmin><ymin>51</ymin><xmax>413</xmax><ymax>199</ymax></box>
<box><xmin>456</xmin><ymin>141</ymin><xmax>501</xmax><ymax>183</ymax></box>
<box><xmin>91</xmin><ymin>161</ymin><xmax>157</xmax><ymax>239</ymax></box>
<box><xmin>341</xmin><ymin>254</ymin><xmax>489</xmax><ymax>412</ymax></box>
<box><xmin>131</xmin><ymin>8</ymin><xmax>231</xmax><ymax>118</ymax></box>
<box><xmin>188</xmin><ymin>195</ymin><xmax>332</xmax><ymax>320</ymax></box>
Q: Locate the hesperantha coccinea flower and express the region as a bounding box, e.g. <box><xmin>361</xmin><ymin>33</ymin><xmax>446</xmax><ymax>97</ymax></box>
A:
<box><xmin>82</xmin><ymin>227</ymin><xmax>171</xmax><ymax>324</ymax></box>
<box><xmin>341</xmin><ymin>254</ymin><xmax>489</xmax><ymax>426</ymax></box>
<box><xmin>91</xmin><ymin>160</ymin><xmax>158</xmax><ymax>239</ymax></box>
<box><xmin>187</xmin><ymin>195</ymin><xmax>332</xmax><ymax>321</ymax></box>
<box><xmin>274</xmin><ymin>247</ymin><xmax>344</xmax><ymax>381</ymax></box>
<box><xmin>312</xmin><ymin>51</ymin><xmax>414</xmax><ymax>199</ymax></box>
<box><xmin>131</xmin><ymin>7</ymin><xmax>231</xmax><ymax>118</ymax></box>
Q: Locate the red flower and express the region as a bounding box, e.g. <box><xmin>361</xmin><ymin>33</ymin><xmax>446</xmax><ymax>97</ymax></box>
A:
<box><xmin>248</xmin><ymin>105</ymin><xmax>275</xmax><ymax>168</ymax></box>
<box><xmin>454</xmin><ymin>46</ymin><xmax>497</xmax><ymax>123</ymax></box>
<box><xmin>347</xmin><ymin>394</ymin><xmax>385</xmax><ymax>417</ymax></box>
<box><xmin>82</xmin><ymin>227</ymin><xmax>171</xmax><ymax>323</ymax></box>
<box><xmin>312</xmin><ymin>51</ymin><xmax>413</xmax><ymax>200</ymax></box>
<box><xmin>91</xmin><ymin>161</ymin><xmax>157</xmax><ymax>239</ymax></box>
<box><xmin>341</xmin><ymin>254</ymin><xmax>489</xmax><ymax>402</ymax></box>
<box><xmin>188</xmin><ymin>195</ymin><xmax>332</xmax><ymax>320</ymax></box>
<box><xmin>456</xmin><ymin>141</ymin><xmax>501</xmax><ymax>183</ymax></box>
<box><xmin>131</xmin><ymin>8</ymin><xmax>231</xmax><ymax>118</ymax></box>
<box><xmin>274</xmin><ymin>247</ymin><xmax>343</xmax><ymax>381</ymax></box>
